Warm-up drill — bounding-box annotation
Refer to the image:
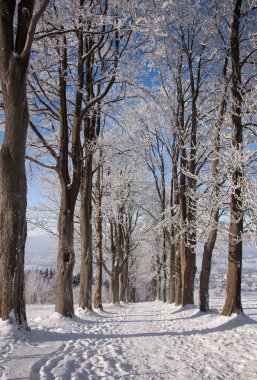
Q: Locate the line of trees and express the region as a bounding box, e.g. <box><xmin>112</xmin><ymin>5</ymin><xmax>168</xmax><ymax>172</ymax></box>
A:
<box><xmin>0</xmin><ymin>0</ymin><xmax>256</xmax><ymax>328</ymax></box>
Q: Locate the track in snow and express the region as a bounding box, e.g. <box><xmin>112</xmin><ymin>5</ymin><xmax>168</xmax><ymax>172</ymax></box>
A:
<box><xmin>0</xmin><ymin>296</ymin><xmax>257</xmax><ymax>379</ymax></box>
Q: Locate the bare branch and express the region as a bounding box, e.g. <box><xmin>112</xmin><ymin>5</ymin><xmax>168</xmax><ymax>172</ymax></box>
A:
<box><xmin>21</xmin><ymin>0</ymin><xmax>49</xmax><ymax>61</ymax></box>
<box><xmin>26</xmin><ymin>155</ymin><xmax>57</xmax><ymax>171</ymax></box>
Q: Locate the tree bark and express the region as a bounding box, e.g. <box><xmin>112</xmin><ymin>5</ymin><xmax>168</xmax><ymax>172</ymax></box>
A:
<box><xmin>169</xmin><ymin>131</ymin><xmax>179</xmax><ymax>304</ymax></box>
<box><xmin>222</xmin><ymin>0</ymin><xmax>243</xmax><ymax>316</ymax></box>
<box><xmin>199</xmin><ymin>220</ymin><xmax>218</xmax><ymax>312</ymax></box>
<box><xmin>79</xmin><ymin>36</ymin><xmax>95</xmax><ymax>311</ymax></box>
<box><xmin>55</xmin><ymin>32</ymin><xmax>82</xmax><ymax>316</ymax></box>
<box><xmin>106</xmin><ymin>216</ymin><xmax>127</xmax><ymax>304</ymax></box>
<box><xmin>183</xmin><ymin>40</ymin><xmax>199</xmax><ymax>305</ymax></box>
<box><xmin>169</xmin><ymin>242</ymin><xmax>176</xmax><ymax>304</ymax></box>
<box><xmin>161</xmin><ymin>156</ymin><xmax>167</xmax><ymax>303</ymax></box>
<box><xmin>177</xmin><ymin>53</ymin><xmax>189</xmax><ymax>305</ymax></box>
<box><xmin>162</xmin><ymin>232</ymin><xmax>167</xmax><ymax>303</ymax></box>
<box><xmin>79</xmin><ymin>152</ymin><xmax>93</xmax><ymax>310</ymax></box>
<box><xmin>55</xmin><ymin>193</ymin><xmax>75</xmax><ymax>316</ymax></box>
<box><xmin>109</xmin><ymin>270</ymin><xmax>120</xmax><ymax>304</ymax></box>
<box><xmin>155</xmin><ymin>258</ymin><xmax>162</xmax><ymax>301</ymax></box>
<box><xmin>93</xmin><ymin>164</ymin><xmax>103</xmax><ymax>310</ymax></box>
<box><xmin>175</xmin><ymin>248</ymin><xmax>182</xmax><ymax>305</ymax></box>
<box><xmin>0</xmin><ymin>64</ymin><xmax>28</xmax><ymax>325</ymax></box>
<box><xmin>128</xmin><ymin>287</ymin><xmax>136</xmax><ymax>303</ymax></box>
<box><xmin>120</xmin><ymin>257</ymin><xmax>129</xmax><ymax>302</ymax></box>
<box><xmin>199</xmin><ymin>57</ymin><xmax>228</xmax><ymax>312</ymax></box>
<box><xmin>0</xmin><ymin>0</ymin><xmax>48</xmax><ymax>325</ymax></box>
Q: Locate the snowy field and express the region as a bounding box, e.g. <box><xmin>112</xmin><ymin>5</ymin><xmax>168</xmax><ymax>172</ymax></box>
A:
<box><xmin>1</xmin><ymin>295</ymin><xmax>257</xmax><ymax>380</ymax></box>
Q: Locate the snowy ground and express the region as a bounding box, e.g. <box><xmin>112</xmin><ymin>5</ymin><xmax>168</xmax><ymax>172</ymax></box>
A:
<box><xmin>1</xmin><ymin>295</ymin><xmax>257</xmax><ymax>380</ymax></box>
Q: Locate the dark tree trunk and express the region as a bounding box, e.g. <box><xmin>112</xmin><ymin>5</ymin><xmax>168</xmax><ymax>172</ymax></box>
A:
<box><xmin>93</xmin><ymin>165</ymin><xmax>103</xmax><ymax>310</ymax></box>
<box><xmin>169</xmin><ymin>132</ymin><xmax>179</xmax><ymax>304</ymax></box>
<box><xmin>176</xmin><ymin>52</ymin><xmax>189</xmax><ymax>306</ymax></box>
<box><xmin>175</xmin><ymin>249</ymin><xmax>182</xmax><ymax>305</ymax></box>
<box><xmin>128</xmin><ymin>287</ymin><xmax>136</xmax><ymax>303</ymax></box>
<box><xmin>55</xmin><ymin>32</ymin><xmax>81</xmax><ymax>317</ymax></box>
<box><xmin>179</xmin><ymin>28</ymin><xmax>205</xmax><ymax>306</ymax></box>
<box><xmin>55</xmin><ymin>193</ymin><xmax>75</xmax><ymax>316</ymax></box>
<box><xmin>149</xmin><ymin>278</ymin><xmax>156</xmax><ymax>301</ymax></box>
<box><xmin>185</xmin><ymin>247</ymin><xmax>196</xmax><ymax>305</ymax></box>
<box><xmin>169</xmin><ymin>243</ymin><xmax>176</xmax><ymax>304</ymax></box>
<box><xmin>160</xmin><ymin>156</ymin><xmax>167</xmax><ymax>303</ymax></box>
<box><xmin>179</xmin><ymin>124</ymin><xmax>189</xmax><ymax>305</ymax></box>
<box><xmin>155</xmin><ymin>254</ymin><xmax>162</xmax><ymax>300</ymax></box>
<box><xmin>183</xmin><ymin>47</ymin><xmax>199</xmax><ymax>306</ymax></box>
<box><xmin>0</xmin><ymin>0</ymin><xmax>48</xmax><ymax>325</ymax></box>
<box><xmin>162</xmin><ymin>233</ymin><xmax>167</xmax><ymax>303</ymax></box>
<box><xmin>106</xmin><ymin>216</ymin><xmax>128</xmax><ymax>304</ymax></box>
<box><xmin>120</xmin><ymin>257</ymin><xmax>128</xmax><ymax>302</ymax></box>
<box><xmin>79</xmin><ymin>154</ymin><xmax>93</xmax><ymax>310</ymax></box>
<box><xmin>109</xmin><ymin>269</ymin><xmax>120</xmax><ymax>304</ymax></box>
<box><xmin>0</xmin><ymin>67</ymin><xmax>28</xmax><ymax>325</ymax></box>
<box><xmin>199</xmin><ymin>57</ymin><xmax>228</xmax><ymax>312</ymax></box>
<box><xmin>222</xmin><ymin>0</ymin><xmax>243</xmax><ymax>316</ymax></box>
<box><xmin>168</xmin><ymin>179</ymin><xmax>175</xmax><ymax>304</ymax></box>
<box><xmin>127</xmin><ymin>255</ymin><xmax>136</xmax><ymax>302</ymax></box>
<box><xmin>199</xmin><ymin>219</ymin><xmax>218</xmax><ymax>312</ymax></box>
<box><xmin>79</xmin><ymin>36</ymin><xmax>95</xmax><ymax>311</ymax></box>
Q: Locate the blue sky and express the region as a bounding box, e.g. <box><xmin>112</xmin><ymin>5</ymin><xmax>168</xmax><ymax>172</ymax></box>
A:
<box><xmin>28</xmin><ymin>181</ymin><xmax>42</xmax><ymax>205</ymax></box>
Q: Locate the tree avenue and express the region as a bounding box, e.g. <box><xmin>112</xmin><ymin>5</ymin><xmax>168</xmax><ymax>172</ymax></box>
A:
<box><xmin>0</xmin><ymin>0</ymin><xmax>256</xmax><ymax>327</ymax></box>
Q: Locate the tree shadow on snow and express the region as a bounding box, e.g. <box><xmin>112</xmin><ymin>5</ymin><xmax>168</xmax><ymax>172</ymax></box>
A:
<box><xmin>24</xmin><ymin>313</ymin><xmax>257</xmax><ymax>347</ymax></box>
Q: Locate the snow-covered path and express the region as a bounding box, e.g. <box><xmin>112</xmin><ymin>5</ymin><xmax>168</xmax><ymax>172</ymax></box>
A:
<box><xmin>1</xmin><ymin>296</ymin><xmax>257</xmax><ymax>379</ymax></box>
<box><xmin>118</xmin><ymin>301</ymin><xmax>257</xmax><ymax>379</ymax></box>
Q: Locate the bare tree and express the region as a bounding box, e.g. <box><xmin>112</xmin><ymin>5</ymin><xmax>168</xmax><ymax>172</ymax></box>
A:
<box><xmin>27</xmin><ymin>0</ymin><xmax>131</xmax><ymax>314</ymax></box>
<box><xmin>146</xmin><ymin>128</ymin><xmax>169</xmax><ymax>302</ymax></box>
<box><xmin>0</xmin><ymin>0</ymin><xmax>48</xmax><ymax>325</ymax></box>
<box><xmin>222</xmin><ymin>0</ymin><xmax>244</xmax><ymax>316</ymax></box>
<box><xmin>199</xmin><ymin>56</ymin><xmax>228</xmax><ymax>312</ymax></box>
<box><xmin>93</xmin><ymin>152</ymin><xmax>104</xmax><ymax>310</ymax></box>
<box><xmin>78</xmin><ymin>26</ymin><xmax>128</xmax><ymax>311</ymax></box>
<box><xmin>28</xmin><ymin>23</ymin><xmax>84</xmax><ymax>316</ymax></box>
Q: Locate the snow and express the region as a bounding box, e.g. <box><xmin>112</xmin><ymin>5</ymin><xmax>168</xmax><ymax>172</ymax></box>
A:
<box><xmin>0</xmin><ymin>295</ymin><xmax>257</xmax><ymax>380</ymax></box>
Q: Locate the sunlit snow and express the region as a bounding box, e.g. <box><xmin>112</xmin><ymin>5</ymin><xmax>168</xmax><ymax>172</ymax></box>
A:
<box><xmin>1</xmin><ymin>295</ymin><xmax>257</xmax><ymax>379</ymax></box>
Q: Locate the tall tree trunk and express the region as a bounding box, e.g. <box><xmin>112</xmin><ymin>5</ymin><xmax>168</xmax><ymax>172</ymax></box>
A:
<box><xmin>109</xmin><ymin>269</ymin><xmax>119</xmax><ymax>304</ymax></box>
<box><xmin>149</xmin><ymin>278</ymin><xmax>157</xmax><ymax>301</ymax></box>
<box><xmin>169</xmin><ymin>242</ymin><xmax>176</xmax><ymax>303</ymax></box>
<box><xmin>162</xmin><ymin>234</ymin><xmax>167</xmax><ymax>303</ymax></box>
<box><xmin>55</xmin><ymin>32</ymin><xmax>81</xmax><ymax>317</ymax></box>
<box><xmin>179</xmin><ymin>122</ymin><xmax>190</xmax><ymax>305</ymax></box>
<box><xmin>55</xmin><ymin>192</ymin><xmax>75</xmax><ymax>316</ymax></box>
<box><xmin>155</xmin><ymin>253</ymin><xmax>162</xmax><ymax>300</ymax></box>
<box><xmin>169</xmin><ymin>132</ymin><xmax>179</xmax><ymax>304</ymax></box>
<box><xmin>175</xmin><ymin>248</ymin><xmax>182</xmax><ymax>305</ymax></box>
<box><xmin>183</xmin><ymin>53</ymin><xmax>199</xmax><ymax>306</ymax></box>
<box><xmin>79</xmin><ymin>36</ymin><xmax>95</xmax><ymax>311</ymax></box>
<box><xmin>161</xmin><ymin>156</ymin><xmax>167</xmax><ymax>303</ymax></box>
<box><xmin>79</xmin><ymin>154</ymin><xmax>93</xmax><ymax>311</ymax></box>
<box><xmin>0</xmin><ymin>67</ymin><xmax>28</xmax><ymax>325</ymax></box>
<box><xmin>120</xmin><ymin>257</ymin><xmax>128</xmax><ymax>302</ymax></box>
<box><xmin>199</xmin><ymin>216</ymin><xmax>218</xmax><ymax>311</ymax></box>
<box><xmin>199</xmin><ymin>57</ymin><xmax>228</xmax><ymax>312</ymax></box>
<box><xmin>0</xmin><ymin>0</ymin><xmax>48</xmax><ymax>325</ymax></box>
<box><xmin>129</xmin><ymin>287</ymin><xmax>136</xmax><ymax>303</ymax></box>
<box><xmin>185</xmin><ymin>246</ymin><xmax>196</xmax><ymax>305</ymax></box>
<box><xmin>108</xmin><ymin>217</ymin><xmax>124</xmax><ymax>304</ymax></box>
<box><xmin>93</xmin><ymin>165</ymin><xmax>103</xmax><ymax>310</ymax></box>
<box><xmin>176</xmin><ymin>52</ymin><xmax>189</xmax><ymax>306</ymax></box>
<box><xmin>222</xmin><ymin>0</ymin><xmax>243</xmax><ymax>316</ymax></box>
